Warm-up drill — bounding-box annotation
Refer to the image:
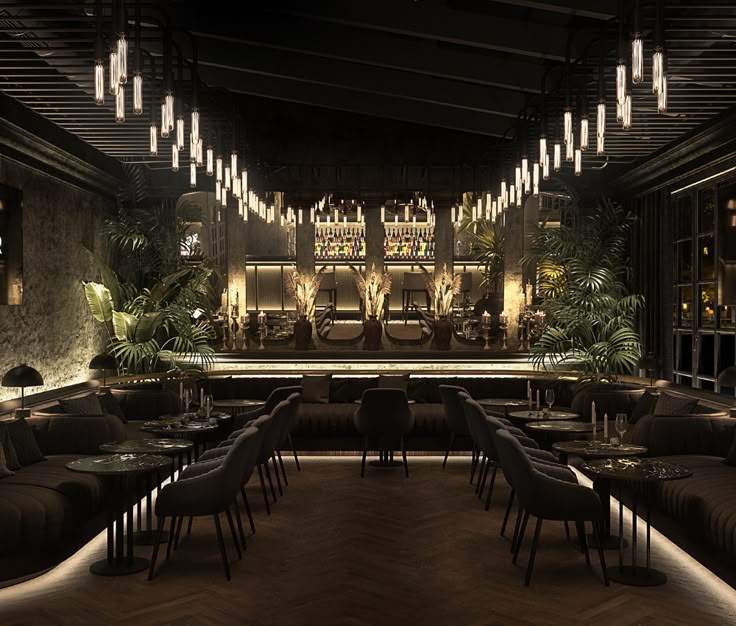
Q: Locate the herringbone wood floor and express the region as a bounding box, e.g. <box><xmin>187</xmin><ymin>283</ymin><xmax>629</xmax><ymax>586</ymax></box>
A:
<box><xmin>1</xmin><ymin>457</ymin><xmax>735</xmax><ymax>625</ymax></box>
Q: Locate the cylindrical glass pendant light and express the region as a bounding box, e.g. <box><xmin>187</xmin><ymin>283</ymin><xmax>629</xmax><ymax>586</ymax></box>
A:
<box><xmin>538</xmin><ymin>137</ymin><xmax>547</xmax><ymax>165</ymax></box>
<box><xmin>616</xmin><ymin>62</ymin><xmax>626</xmax><ymax>110</ymax></box>
<box><xmin>653</xmin><ymin>50</ymin><xmax>664</xmax><ymax>94</ymax></box>
<box><xmin>230</xmin><ymin>151</ymin><xmax>238</xmax><ymax>177</ymax></box>
<box><xmin>580</xmin><ymin>116</ymin><xmax>589</xmax><ymax>151</ymax></box>
<box><xmin>171</xmin><ymin>143</ymin><xmax>179</xmax><ymax>172</ymax></box>
<box><xmin>553</xmin><ymin>143</ymin><xmax>562</xmax><ymax>171</ymax></box>
<box><xmin>94</xmin><ymin>61</ymin><xmax>105</xmax><ymax>105</ymax></box>
<box><xmin>206</xmin><ymin>146</ymin><xmax>214</xmax><ymax>176</ymax></box>
<box><xmin>160</xmin><ymin>103</ymin><xmax>168</xmax><ymax>137</ymax></box>
<box><xmin>117</xmin><ymin>33</ymin><xmax>128</xmax><ymax>84</ymax></box>
<box><xmin>658</xmin><ymin>74</ymin><xmax>668</xmax><ymax>113</ymax></box>
<box><xmin>189</xmin><ymin>162</ymin><xmax>196</xmax><ymax>188</ymax></box>
<box><xmin>115</xmin><ymin>85</ymin><xmax>125</xmax><ymax>123</ymax></box>
<box><xmin>574</xmin><ymin>148</ymin><xmax>582</xmax><ymax>176</ymax></box>
<box><xmin>563</xmin><ymin>109</ymin><xmax>573</xmax><ymax>145</ymax></box>
<box><xmin>515</xmin><ymin>166</ymin><xmax>521</xmax><ymax>195</ymax></box>
<box><xmin>241</xmin><ymin>169</ymin><xmax>248</xmax><ymax>194</ymax></box>
<box><xmin>109</xmin><ymin>48</ymin><xmax>119</xmax><ymax>95</ymax></box>
<box><xmin>532</xmin><ymin>163</ymin><xmax>540</xmax><ymax>197</ymax></box>
<box><xmin>623</xmin><ymin>93</ymin><xmax>632</xmax><ymax>129</ymax></box>
<box><xmin>632</xmin><ymin>36</ymin><xmax>643</xmax><ymax>84</ymax></box>
<box><xmin>196</xmin><ymin>138</ymin><xmax>203</xmax><ymax>166</ymax></box>
<box><xmin>149</xmin><ymin>122</ymin><xmax>158</xmax><ymax>156</ymax></box>
<box><xmin>566</xmin><ymin>133</ymin><xmax>574</xmax><ymax>161</ymax></box>
<box><xmin>164</xmin><ymin>92</ymin><xmax>175</xmax><ymax>131</ymax></box>
<box><xmin>224</xmin><ymin>166</ymin><xmax>231</xmax><ymax>191</ymax></box>
<box><xmin>524</xmin><ymin>170</ymin><xmax>531</xmax><ymax>195</ymax></box>
<box><xmin>543</xmin><ymin>152</ymin><xmax>550</xmax><ymax>180</ymax></box>
<box><xmin>215</xmin><ymin>181</ymin><xmax>221</xmax><ymax>202</ymax></box>
<box><xmin>216</xmin><ymin>156</ymin><xmax>223</xmax><ymax>183</ymax></box>
<box><xmin>521</xmin><ymin>156</ymin><xmax>529</xmax><ymax>183</ymax></box>
<box><xmin>191</xmin><ymin>108</ymin><xmax>200</xmax><ymax>147</ymax></box>
<box><xmin>597</xmin><ymin>102</ymin><xmax>606</xmax><ymax>155</ymax></box>
<box><xmin>133</xmin><ymin>72</ymin><xmax>143</xmax><ymax>114</ymax></box>
<box><xmin>176</xmin><ymin>115</ymin><xmax>184</xmax><ymax>151</ymax></box>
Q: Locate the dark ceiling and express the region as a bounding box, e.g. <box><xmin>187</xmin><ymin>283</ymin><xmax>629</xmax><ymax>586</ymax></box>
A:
<box><xmin>1</xmin><ymin>0</ymin><xmax>736</xmax><ymax>196</ymax></box>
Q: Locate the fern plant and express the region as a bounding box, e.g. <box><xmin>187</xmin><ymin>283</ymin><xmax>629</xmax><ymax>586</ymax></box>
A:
<box><xmin>521</xmin><ymin>199</ymin><xmax>644</xmax><ymax>376</ymax></box>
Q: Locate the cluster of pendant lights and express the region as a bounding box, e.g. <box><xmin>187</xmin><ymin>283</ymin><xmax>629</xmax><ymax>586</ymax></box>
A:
<box><xmin>474</xmin><ymin>0</ymin><xmax>669</xmax><ymax>222</ymax></box>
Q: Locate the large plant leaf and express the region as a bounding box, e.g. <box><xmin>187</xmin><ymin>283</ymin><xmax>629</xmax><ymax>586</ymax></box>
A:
<box><xmin>112</xmin><ymin>310</ymin><xmax>139</xmax><ymax>341</ymax></box>
<box><xmin>84</xmin><ymin>247</ymin><xmax>122</xmax><ymax>309</ymax></box>
<box><xmin>83</xmin><ymin>281</ymin><xmax>114</xmax><ymax>323</ymax></box>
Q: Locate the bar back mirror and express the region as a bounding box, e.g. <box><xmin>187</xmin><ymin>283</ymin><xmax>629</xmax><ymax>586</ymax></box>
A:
<box><xmin>0</xmin><ymin>183</ymin><xmax>23</xmax><ymax>305</ymax></box>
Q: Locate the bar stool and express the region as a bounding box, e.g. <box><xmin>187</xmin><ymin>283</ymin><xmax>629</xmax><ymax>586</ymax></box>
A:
<box><xmin>318</xmin><ymin>271</ymin><xmax>337</xmax><ymax>321</ymax></box>
<box><xmin>402</xmin><ymin>272</ymin><xmax>430</xmax><ymax>323</ymax></box>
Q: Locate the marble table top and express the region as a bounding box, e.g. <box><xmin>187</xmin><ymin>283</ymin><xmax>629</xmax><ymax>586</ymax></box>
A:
<box><xmin>526</xmin><ymin>420</ymin><xmax>601</xmax><ymax>433</ymax></box>
<box><xmin>66</xmin><ymin>453</ymin><xmax>171</xmax><ymax>476</ymax></box>
<box><xmin>581</xmin><ymin>457</ymin><xmax>693</xmax><ymax>482</ymax></box>
<box><xmin>99</xmin><ymin>438</ymin><xmax>194</xmax><ymax>455</ymax></box>
<box><xmin>508</xmin><ymin>409</ymin><xmax>580</xmax><ymax>422</ymax></box>
<box><xmin>552</xmin><ymin>440</ymin><xmax>648</xmax><ymax>459</ymax></box>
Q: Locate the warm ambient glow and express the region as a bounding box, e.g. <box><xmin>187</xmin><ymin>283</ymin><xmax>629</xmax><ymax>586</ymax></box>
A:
<box><xmin>171</xmin><ymin>143</ymin><xmax>179</xmax><ymax>172</ymax></box>
<box><xmin>108</xmin><ymin>48</ymin><xmax>119</xmax><ymax>95</ymax></box>
<box><xmin>160</xmin><ymin>103</ymin><xmax>168</xmax><ymax>138</ymax></box>
<box><xmin>191</xmin><ymin>108</ymin><xmax>200</xmax><ymax>147</ymax></box>
<box><xmin>653</xmin><ymin>49</ymin><xmax>664</xmax><ymax>95</ymax></box>
<box><xmin>176</xmin><ymin>116</ymin><xmax>185</xmax><ymax>151</ymax></box>
<box><xmin>230</xmin><ymin>151</ymin><xmax>238</xmax><ymax>178</ymax></box>
<box><xmin>521</xmin><ymin>156</ymin><xmax>528</xmax><ymax>184</ymax></box>
<box><xmin>616</xmin><ymin>61</ymin><xmax>627</xmax><ymax>108</ymax></box>
<box><xmin>206</xmin><ymin>146</ymin><xmax>214</xmax><ymax>176</ymax></box>
<box><xmin>149</xmin><ymin>122</ymin><xmax>158</xmax><ymax>155</ymax></box>
<box><xmin>115</xmin><ymin>85</ymin><xmax>124</xmax><ymax>123</ymax></box>
<box><xmin>632</xmin><ymin>35</ymin><xmax>644</xmax><ymax>84</ymax></box>
<box><xmin>164</xmin><ymin>91</ymin><xmax>174</xmax><ymax>131</ymax></box>
<box><xmin>132</xmin><ymin>72</ymin><xmax>142</xmax><ymax>114</ymax></box>
<box><xmin>216</xmin><ymin>156</ymin><xmax>223</xmax><ymax>183</ymax></box>
<box><xmin>623</xmin><ymin>93</ymin><xmax>632</xmax><ymax>130</ymax></box>
<box><xmin>538</xmin><ymin>137</ymin><xmax>546</xmax><ymax>165</ymax></box>
<box><xmin>565</xmin><ymin>135</ymin><xmax>574</xmax><ymax>162</ymax></box>
<box><xmin>563</xmin><ymin>109</ymin><xmax>572</xmax><ymax>145</ymax></box>
<box><xmin>553</xmin><ymin>142</ymin><xmax>561</xmax><ymax>171</ymax></box>
<box><xmin>196</xmin><ymin>138</ymin><xmax>203</xmax><ymax>166</ymax></box>
<box><xmin>224</xmin><ymin>166</ymin><xmax>231</xmax><ymax>191</ymax></box>
<box><xmin>580</xmin><ymin>116</ymin><xmax>589</xmax><ymax>151</ymax></box>
<box><xmin>94</xmin><ymin>60</ymin><xmax>104</xmax><ymax>105</ymax></box>
<box><xmin>189</xmin><ymin>161</ymin><xmax>197</xmax><ymax>188</ymax></box>
<box><xmin>658</xmin><ymin>74</ymin><xmax>668</xmax><ymax>113</ymax></box>
<box><xmin>532</xmin><ymin>162</ymin><xmax>539</xmax><ymax>196</ymax></box>
<box><xmin>542</xmin><ymin>152</ymin><xmax>550</xmax><ymax>180</ymax></box>
<box><xmin>596</xmin><ymin>101</ymin><xmax>606</xmax><ymax>155</ymax></box>
<box><xmin>116</xmin><ymin>34</ymin><xmax>127</xmax><ymax>84</ymax></box>
<box><xmin>574</xmin><ymin>147</ymin><xmax>582</xmax><ymax>176</ymax></box>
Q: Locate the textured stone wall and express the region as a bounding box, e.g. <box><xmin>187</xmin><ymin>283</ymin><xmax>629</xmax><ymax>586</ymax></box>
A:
<box><xmin>0</xmin><ymin>159</ymin><xmax>111</xmax><ymax>404</ymax></box>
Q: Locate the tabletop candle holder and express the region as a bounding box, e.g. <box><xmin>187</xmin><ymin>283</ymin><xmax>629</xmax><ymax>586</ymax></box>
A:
<box><xmin>257</xmin><ymin>311</ymin><xmax>267</xmax><ymax>351</ymax></box>
<box><xmin>499</xmin><ymin>311</ymin><xmax>508</xmax><ymax>350</ymax></box>
<box><xmin>481</xmin><ymin>310</ymin><xmax>491</xmax><ymax>351</ymax></box>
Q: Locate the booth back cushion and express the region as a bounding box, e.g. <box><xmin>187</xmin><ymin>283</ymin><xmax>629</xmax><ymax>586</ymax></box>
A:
<box><xmin>571</xmin><ymin>384</ymin><xmax>645</xmax><ymax>421</ymax></box>
<box><xmin>628</xmin><ymin>414</ymin><xmax>734</xmax><ymax>457</ymax></box>
<box><xmin>111</xmin><ymin>389</ymin><xmax>179</xmax><ymax>421</ymax></box>
<box><xmin>28</xmin><ymin>414</ymin><xmax>127</xmax><ymax>455</ymax></box>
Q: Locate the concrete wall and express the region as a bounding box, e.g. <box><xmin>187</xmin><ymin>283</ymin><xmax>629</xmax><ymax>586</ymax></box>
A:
<box><xmin>0</xmin><ymin>159</ymin><xmax>111</xmax><ymax>404</ymax></box>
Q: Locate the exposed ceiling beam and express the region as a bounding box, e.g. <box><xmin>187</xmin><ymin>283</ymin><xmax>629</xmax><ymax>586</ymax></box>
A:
<box><xmin>197</xmin><ymin>66</ymin><xmax>511</xmax><ymax>138</ymax></box>
<box><xmin>192</xmin><ymin>43</ymin><xmax>528</xmax><ymax>120</ymax></box>
<box><xmin>460</xmin><ymin>0</ymin><xmax>618</xmax><ymax>21</ymax></box>
<box><xmin>267</xmin><ymin>0</ymin><xmax>580</xmax><ymax>63</ymax></box>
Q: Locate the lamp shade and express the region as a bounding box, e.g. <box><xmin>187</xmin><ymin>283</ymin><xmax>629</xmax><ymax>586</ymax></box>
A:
<box><xmin>88</xmin><ymin>353</ymin><xmax>118</xmax><ymax>371</ymax></box>
<box><xmin>717</xmin><ymin>366</ymin><xmax>736</xmax><ymax>388</ymax></box>
<box><xmin>2</xmin><ymin>365</ymin><xmax>43</xmax><ymax>388</ymax></box>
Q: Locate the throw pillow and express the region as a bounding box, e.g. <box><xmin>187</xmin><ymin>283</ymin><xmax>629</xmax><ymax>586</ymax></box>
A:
<box><xmin>378</xmin><ymin>374</ymin><xmax>409</xmax><ymax>391</ymax></box>
<box><xmin>97</xmin><ymin>390</ymin><xmax>128</xmax><ymax>423</ymax></box>
<box><xmin>723</xmin><ymin>432</ymin><xmax>736</xmax><ymax>467</ymax></box>
<box><xmin>653</xmin><ymin>392</ymin><xmax>698</xmax><ymax>417</ymax></box>
<box><xmin>0</xmin><ymin>422</ymin><xmax>21</xmax><ymax>470</ymax></box>
<box><xmin>7</xmin><ymin>416</ymin><xmax>45</xmax><ymax>466</ymax></box>
<box><xmin>0</xmin><ymin>428</ymin><xmax>16</xmax><ymax>477</ymax></box>
<box><xmin>301</xmin><ymin>374</ymin><xmax>332</xmax><ymax>403</ymax></box>
<box><xmin>59</xmin><ymin>393</ymin><xmax>103</xmax><ymax>416</ymax></box>
<box><xmin>630</xmin><ymin>391</ymin><xmax>659</xmax><ymax>424</ymax></box>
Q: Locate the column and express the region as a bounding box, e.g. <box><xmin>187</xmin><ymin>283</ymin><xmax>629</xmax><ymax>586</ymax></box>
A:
<box><xmin>226</xmin><ymin>202</ymin><xmax>246</xmax><ymax>314</ymax></box>
<box><xmin>433</xmin><ymin>205</ymin><xmax>454</xmax><ymax>277</ymax></box>
<box><xmin>365</xmin><ymin>205</ymin><xmax>384</xmax><ymax>274</ymax></box>
<box><xmin>296</xmin><ymin>217</ymin><xmax>315</xmax><ymax>274</ymax></box>
<box><xmin>503</xmin><ymin>199</ymin><xmax>524</xmax><ymax>351</ymax></box>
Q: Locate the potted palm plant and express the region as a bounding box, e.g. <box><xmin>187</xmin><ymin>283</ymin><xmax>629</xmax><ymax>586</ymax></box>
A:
<box><xmin>286</xmin><ymin>267</ymin><xmax>325</xmax><ymax>350</ymax></box>
<box><xmin>469</xmin><ymin>220</ymin><xmax>505</xmax><ymax>316</ymax></box>
<box><xmin>351</xmin><ymin>264</ymin><xmax>391</xmax><ymax>350</ymax></box>
<box><xmin>421</xmin><ymin>264</ymin><xmax>462</xmax><ymax>350</ymax></box>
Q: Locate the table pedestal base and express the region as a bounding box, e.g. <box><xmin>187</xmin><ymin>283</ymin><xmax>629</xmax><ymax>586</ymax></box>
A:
<box><xmin>369</xmin><ymin>450</ymin><xmax>404</xmax><ymax>468</ymax></box>
<box><xmin>134</xmin><ymin>529</ymin><xmax>170</xmax><ymax>546</ymax></box>
<box><xmin>609</xmin><ymin>566</ymin><xmax>667</xmax><ymax>587</ymax></box>
<box><xmin>90</xmin><ymin>556</ymin><xmax>149</xmax><ymax>577</ymax></box>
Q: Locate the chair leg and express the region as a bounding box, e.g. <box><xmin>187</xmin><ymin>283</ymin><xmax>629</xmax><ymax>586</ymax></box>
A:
<box><xmin>165</xmin><ymin>516</ymin><xmax>176</xmax><ymax>560</ymax></box>
<box><xmin>241</xmin><ymin>486</ymin><xmax>256</xmax><ymax>533</ymax></box>
<box><xmin>401</xmin><ymin>437</ymin><xmax>409</xmax><ymax>478</ymax></box>
<box><xmin>510</xmin><ymin>505</ymin><xmax>523</xmax><ymax>553</ymax></box>
<box><xmin>173</xmin><ymin>516</ymin><xmax>183</xmax><ymax>549</ymax></box>
<box><xmin>513</xmin><ymin>511</ymin><xmax>530</xmax><ymax>565</ymax></box>
<box><xmin>484</xmin><ymin>464</ymin><xmax>498</xmax><ymax>511</ymax></box>
<box><xmin>213</xmin><ymin>513</ymin><xmax>231</xmax><ymax>581</ymax></box>
<box><xmin>277</xmin><ymin>450</ymin><xmax>288</xmax><ymax>486</ymax></box>
<box><xmin>478</xmin><ymin>457</ymin><xmax>490</xmax><ymax>499</ymax></box>
<box><xmin>469</xmin><ymin>446</ymin><xmax>479</xmax><ymax>484</ymax></box>
<box><xmin>524</xmin><ymin>517</ymin><xmax>544</xmax><ymax>587</ymax></box>
<box><xmin>576</xmin><ymin>521</ymin><xmax>591</xmax><ymax>567</ymax></box>
<box><xmin>564</xmin><ymin>520</ymin><xmax>570</xmax><ymax>538</ymax></box>
<box><xmin>592</xmin><ymin>521</ymin><xmax>610</xmax><ymax>586</ymax></box>
<box><xmin>475</xmin><ymin>456</ymin><xmax>487</xmax><ymax>495</ymax></box>
<box><xmin>257</xmin><ymin>464</ymin><xmax>271</xmax><ymax>515</ymax></box>
<box><xmin>264</xmin><ymin>460</ymin><xmax>277</xmax><ymax>503</ymax></box>
<box><xmin>501</xmin><ymin>489</ymin><xmax>515</xmax><ymax>536</ymax></box>
<box><xmin>272</xmin><ymin>455</ymin><xmax>283</xmax><ymax>497</ymax></box>
<box><xmin>232</xmin><ymin>499</ymin><xmax>247</xmax><ymax>551</ymax></box>
<box><xmin>361</xmin><ymin>439</ymin><xmax>367</xmax><ymax>478</ymax></box>
<box><xmin>442</xmin><ymin>431</ymin><xmax>455</xmax><ymax>469</ymax></box>
<box><xmin>224</xmin><ymin>507</ymin><xmax>242</xmax><ymax>560</ymax></box>
<box><xmin>288</xmin><ymin>433</ymin><xmax>301</xmax><ymax>471</ymax></box>
<box><xmin>147</xmin><ymin>516</ymin><xmax>166</xmax><ymax>581</ymax></box>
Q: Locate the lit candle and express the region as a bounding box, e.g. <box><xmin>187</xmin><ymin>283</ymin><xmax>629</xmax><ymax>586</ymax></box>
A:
<box><xmin>482</xmin><ymin>310</ymin><xmax>491</xmax><ymax>326</ymax></box>
<box><xmin>258</xmin><ymin>310</ymin><xmax>267</xmax><ymax>326</ymax></box>
<box><xmin>499</xmin><ymin>310</ymin><xmax>507</xmax><ymax>325</ymax></box>
<box><xmin>603</xmin><ymin>412</ymin><xmax>608</xmax><ymax>441</ymax></box>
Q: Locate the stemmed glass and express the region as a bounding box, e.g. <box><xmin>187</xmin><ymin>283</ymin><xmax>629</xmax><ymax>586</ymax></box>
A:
<box><xmin>544</xmin><ymin>389</ymin><xmax>555</xmax><ymax>415</ymax></box>
<box><xmin>615</xmin><ymin>413</ymin><xmax>629</xmax><ymax>446</ymax></box>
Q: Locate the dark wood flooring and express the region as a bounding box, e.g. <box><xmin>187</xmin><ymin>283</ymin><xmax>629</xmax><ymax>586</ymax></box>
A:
<box><xmin>1</xmin><ymin>457</ymin><xmax>735</xmax><ymax>625</ymax></box>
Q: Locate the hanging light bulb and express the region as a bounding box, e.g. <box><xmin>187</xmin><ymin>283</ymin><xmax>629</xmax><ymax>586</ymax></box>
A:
<box><xmin>233</xmin><ymin>174</ymin><xmax>240</xmax><ymax>199</ymax></box>
<box><xmin>543</xmin><ymin>152</ymin><xmax>550</xmax><ymax>180</ymax></box>
<box><xmin>515</xmin><ymin>166</ymin><xmax>521</xmax><ymax>195</ymax></box>
<box><xmin>206</xmin><ymin>146</ymin><xmax>214</xmax><ymax>176</ymax></box>
<box><xmin>171</xmin><ymin>143</ymin><xmax>179</xmax><ymax>172</ymax></box>
<box><xmin>189</xmin><ymin>162</ymin><xmax>196</xmax><ymax>188</ymax></box>
<box><xmin>196</xmin><ymin>138</ymin><xmax>203</xmax><ymax>166</ymax></box>
<box><xmin>215</xmin><ymin>180</ymin><xmax>221</xmax><ymax>202</ymax></box>
<box><xmin>176</xmin><ymin>115</ymin><xmax>184</xmax><ymax>151</ymax></box>
<box><xmin>149</xmin><ymin>122</ymin><xmax>158</xmax><ymax>156</ymax></box>
<box><xmin>191</xmin><ymin>108</ymin><xmax>200</xmax><ymax>147</ymax></box>
<box><xmin>623</xmin><ymin>93</ymin><xmax>632</xmax><ymax>129</ymax></box>
<box><xmin>566</xmin><ymin>133</ymin><xmax>574</xmax><ymax>161</ymax></box>
<box><xmin>521</xmin><ymin>156</ymin><xmax>529</xmax><ymax>183</ymax></box>
<box><xmin>221</xmin><ymin>187</ymin><xmax>227</xmax><ymax>209</ymax></box>
<box><xmin>553</xmin><ymin>142</ymin><xmax>562</xmax><ymax>172</ymax></box>
<box><xmin>538</xmin><ymin>136</ymin><xmax>547</xmax><ymax>165</ymax></box>
<box><xmin>132</xmin><ymin>72</ymin><xmax>143</xmax><ymax>114</ymax></box>
<box><xmin>244</xmin><ymin>201</ymin><xmax>248</xmax><ymax>222</ymax></box>
<box><xmin>94</xmin><ymin>60</ymin><xmax>105</xmax><ymax>105</ymax></box>
<box><xmin>653</xmin><ymin>49</ymin><xmax>664</xmax><ymax>95</ymax></box>
<box><xmin>117</xmin><ymin>33</ymin><xmax>127</xmax><ymax>85</ymax></box>
<box><xmin>115</xmin><ymin>85</ymin><xmax>125</xmax><ymax>123</ymax></box>
<box><xmin>509</xmin><ymin>185</ymin><xmax>516</xmax><ymax>208</ymax></box>
<box><xmin>580</xmin><ymin>115</ymin><xmax>589</xmax><ymax>151</ymax></box>
<box><xmin>563</xmin><ymin>109</ymin><xmax>573</xmax><ymax>145</ymax></box>
<box><xmin>532</xmin><ymin>163</ymin><xmax>540</xmax><ymax>197</ymax></box>
<box><xmin>500</xmin><ymin>179</ymin><xmax>507</xmax><ymax>205</ymax></box>
<box><xmin>658</xmin><ymin>74</ymin><xmax>668</xmax><ymax>113</ymax></box>
<box><xmin>632</xmin><ymin>35</ymin><xmax>643</xmax><ymax>84</ymax></box>
<box><xmin>616</xmin><ymin>61</ymin><xmax>627</xmax><ymax>111</ymax></box>
<box><xmin>224</xmin><ymin>166</ymin><xmax>231</xmax><ymax>191</ymax></box>
<box><xmin>216</xmin><ymin>156</ymin><xmax>223</xmax><ymax>183</ymax></box>
<box><xmin>241</xmin><ymin>169</ymin><xmax>248</xmax><ymax>195</ymax></box>
<box><xmin>230</xmin><ymin>150</ymin><xmax>238</xmax><ymax>177</ymax></box>
<box><xmin>574</xmin><ymin>148</ymin><xmax>582</xmax><ymax>176</ymax></box>
<box><xmin>597</xmin><ymin>101</ymin><xmax>606</xmax><ymax>155</ymax></box>
<box><xmin>164</xmin><ymin>91</ymin><xmax>174</xmax><ymax>131</ymax></box>
<box><xmin>109</xmin><ymin>47</ymin><xmax>119</xmax><ymax>95</ymax></box>
<box><xmin>525</xmin><ymin>170</ymin><xmax>531</xmax><ymax>195</ymax></box>
<box><xmin>160</xmin><ymin>103</ymin><xmax>168</xmax><ymax>138</ymax></box>
<box><xmin>515</xmin><ymin>184</ymin><xmax>522</xmax><ymax>208</ymax></box>
<box><xmin>238</xmin><ymin>196</ymin><xmax>244</xmax><ymax>217</ymax></box>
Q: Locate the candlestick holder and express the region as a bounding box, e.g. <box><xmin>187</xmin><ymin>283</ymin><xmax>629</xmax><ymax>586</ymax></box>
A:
<box><xmin>258</xmin><ymin>320</ymin><xmax>267</xmax><ymax>351</ymax></box>
<box><xmin>482</xmin><ymin>321</ymin><xmax>491</xmax><ymax>350</ymax></box>
<box><xmin>240</xmin><ymin>315</ymin><xmax>248</xmax><ymax>350</ymax></box>
<box><xmin>221</xmin><ymin>315</ymin><xmax>229</xmax><ymax>351</ymax></box>
<box><xmin>499</xmin><ymin>319</ymin><xmax>508</xmax><ymax>350</ymax></box>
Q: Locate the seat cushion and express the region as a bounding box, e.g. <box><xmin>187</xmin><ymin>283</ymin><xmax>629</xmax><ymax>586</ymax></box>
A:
<box><xmin>378</xmin><ymin>374</ymin><xmax>409</xmax><ymax>391</ymax></box>
<box><xmin>302</xmin><ymin>374</ymin><xmax>331</xmax><ymax>404</ymax></box>
<box><xmin>98</xmin><ymin>390</ymin><xmax>127</xmax><ymax>423</ymax></box>
<box><xmin>6</xmin><ymin>417</ymin><xmax>46</xmax><ymax>466</ymax></box>
<box><xmin>653</xmin><ymin>392</ymin><xmax>698</xmax><ymax>416</ymax></box>
<box><xmin>0</xmin><ymin>422</ymin><xmax>21</xmax><ymax>471</ymax></box>
<box><xmin>28</xmin><ymin>414</ymin><xmax>127</xmax><ymax>456</ymax></box>
<box><xmin>630</xmin><ymin>390</ymin><xmax>659</xmax><ymax>424</ymax></box>
<box><xmin>59</xmin><ymin>393</ymin><xmax>103</xmax><ymax>416</ymax></box>
<box><xmin>651</xmin><ymin>455</ymin><xmax>736</xmax><ymax>559</ymax></box>
<box><xmin>0</xmin><ymin>428</ymin><xmax>15</xmax><ymax>478</ymax></box>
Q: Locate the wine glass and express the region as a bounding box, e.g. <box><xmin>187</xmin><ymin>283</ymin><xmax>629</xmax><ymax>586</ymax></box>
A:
<box><xmin>615</xmin><ymin>413</ymin><xmax>628</xmax><ymax>446</ymax></box>
<box><xmin>545</xmin><ymin>389</ymin><xmax>555</xmax><ymax>414</ymax></box>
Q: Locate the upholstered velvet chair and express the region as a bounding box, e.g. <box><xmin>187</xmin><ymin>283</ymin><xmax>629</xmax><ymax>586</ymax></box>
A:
<box><xmin>438</xmin><ymin>385</ymin><xmax>472</xmax><ymax>469</ymax></box>
<box><xmin>148</xmin><ymin>426</ymin><xmax>261</xmax><ymax>581</ymax></box>
<box><xmin>354</xmin><ymin>388</ymin><xmax>414</xmax><ymax>477</ymax></box>
<box><xmin>494</xmin><ymin>430</ymin><xmax>608</xmax><ymax>587</ymax></box>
